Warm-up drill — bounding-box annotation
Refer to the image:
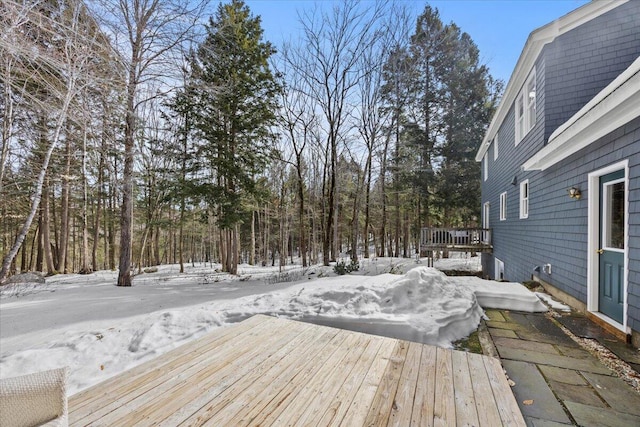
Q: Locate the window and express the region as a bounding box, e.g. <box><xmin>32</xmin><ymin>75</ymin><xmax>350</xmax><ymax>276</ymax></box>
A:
<box><xmin>482</xmin><ymin>202</ymin><xmax>490</xmax><ymax>244</ymax></box>
<box><xmin>527</xmin><ymin>75</ymin><xmax>536</xmax><ymax>129</ymax></box>
<box><xmin>520</xmin><ymin>180</ymin><xmax>529</xmax><ymax>219</ymax></box>
<box><xmin>500</xmin><ymin>192</ymin><xmax>507</xmax><ymax>220</ymax></box>
<box><xmin>493</xmin><ymin>134</ymin><xmax>499</xmax><ymax>161</ymax></box>
<box><xmin>515</xmin><ymin>68</ymin><xmax>536</xmax><ymax>145</ymax></box>
<box><xmin>483</xmin><ymin>153</ymin><xmax>488</xmax><ymax>181</ymax></box>
<box><xmin>515</xmin><ymin>96</ymin><xmax>525</xmax><ymax>144</ymax></box>
<box><xmin>603</xmin><ymin>179</ymin><xmax>625</xmax><ymax>249</ymax></box>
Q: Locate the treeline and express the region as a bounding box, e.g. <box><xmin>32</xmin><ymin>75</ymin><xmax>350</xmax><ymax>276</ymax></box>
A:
<box><xmin>0</xmin><ymin>0</ymin><xmax>501</xmax><ymax>284</ymax></box>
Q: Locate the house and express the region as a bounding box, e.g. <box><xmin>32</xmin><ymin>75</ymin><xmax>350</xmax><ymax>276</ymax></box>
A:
<box><xmin>476</xmin><ymin>0</ymin><xmax>640</xmax><ymax>346</ymax></box>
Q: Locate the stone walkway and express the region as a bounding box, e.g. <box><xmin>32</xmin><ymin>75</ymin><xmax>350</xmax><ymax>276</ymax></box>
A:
<box><xmin>485</xmin><ymin>309</ymin><xmax>640</xmax><ymax>427</ymax></box>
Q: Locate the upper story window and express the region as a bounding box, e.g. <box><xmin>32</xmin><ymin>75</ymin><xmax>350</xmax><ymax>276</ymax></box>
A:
<box><xmin>500</xmin><ymin>192</ymin><xmax>507</xmax><ymax>221</ymax></box>
<box><xmin>520</xmin><ymin>180</ymin><xmax>529</xmax><ymax>219</ymax></box>
<box><xmin>515</xmin><ymin>68</ymin><xmax>536</xmax><ymax>145</ymax></box>
<box><xmin>493</xmin><ymin>134</ymin><xmax>499</xmax><ymax>161</ymax></box>
<box><xmin>483</xmin><ymin>153</ymin><xmax>488</xmax><ymax>181</ymax></box>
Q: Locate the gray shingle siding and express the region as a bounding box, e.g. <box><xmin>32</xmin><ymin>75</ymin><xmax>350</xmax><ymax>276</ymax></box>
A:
<box><xmin>544</xmin><ymin>1</ymin><xmax>640</xmax><ymax>142</ymax></box>
<box><xmin>481</xmin><ymin>0</ymin><xmax>640</xmax><ymax>335</ymax></box>
<box><xmin>486</xmin><ymin>116</ymin><xmax>640</xmax><ymax>321</ymax></box>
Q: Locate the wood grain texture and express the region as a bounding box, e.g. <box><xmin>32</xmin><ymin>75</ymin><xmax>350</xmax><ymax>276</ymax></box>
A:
<box><xmin>68</xmin><ymin>315</ymin><xmax>525</xmax><ymax>427</ymax></box>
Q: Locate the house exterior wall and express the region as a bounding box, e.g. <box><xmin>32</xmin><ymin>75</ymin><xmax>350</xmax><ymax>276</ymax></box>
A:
<box><xmin>480</xmin><ymin>1</ymin><xmax>640</xmax><ymax>335</ymax></box>
<box><xmin>480</xmin><ymin>54</ymin><xmax>547</xmax><ymax>280</ymax></box>
<box><xmin>544</xmin><ymin>1</ymin><xmax>640</xmax><ymax>142</ymax></box>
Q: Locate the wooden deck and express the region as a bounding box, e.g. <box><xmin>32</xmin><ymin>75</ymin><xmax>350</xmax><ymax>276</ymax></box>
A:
<box><xmin>69</xmin><ymin>315</ymin><xmax>525</xmax><ymax>426</ymax></box>
<box><xmin>420</xmin><ymin>227</ymin><xmax>493</xmax><ymax>253</ymax></box>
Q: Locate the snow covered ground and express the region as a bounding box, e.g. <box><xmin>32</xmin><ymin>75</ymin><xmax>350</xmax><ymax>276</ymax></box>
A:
<box><xmin>0</xmin><ymin>254</ymin><xmax>549</xmax><ymax>395</ymax></box>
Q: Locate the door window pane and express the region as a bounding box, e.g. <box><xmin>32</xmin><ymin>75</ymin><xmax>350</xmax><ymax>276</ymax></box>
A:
<box><xmin>606</xmin><ymin>182</ymin><xmax>625</xmax><ymax>249</ymax></box>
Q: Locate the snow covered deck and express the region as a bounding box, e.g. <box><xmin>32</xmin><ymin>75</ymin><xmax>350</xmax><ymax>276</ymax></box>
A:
<box><xmin>68</xmin><ymin>314</ymin><xmax>524</xmax><ymax>426</ymax></box>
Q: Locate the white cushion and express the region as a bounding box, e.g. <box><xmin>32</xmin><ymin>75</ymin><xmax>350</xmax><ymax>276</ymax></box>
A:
<box><xmin>0</xmin><ymin>367</ymin><xmax>69</xmax><ymax>427</ymax></box>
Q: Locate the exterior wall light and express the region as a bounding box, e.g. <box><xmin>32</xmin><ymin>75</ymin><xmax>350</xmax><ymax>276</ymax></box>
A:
<box><xmin>568</xmin><ymin>187</ymin><xmax>581</xmax><ymax>199</ymax></box>
<box><xmin>529</xmin><ymin>91</ymin><xmax>536</xmax><ymax>99</ymax></box>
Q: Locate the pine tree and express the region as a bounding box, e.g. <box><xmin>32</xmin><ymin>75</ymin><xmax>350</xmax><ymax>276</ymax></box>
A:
<box><xmin>189</xmin><ymin>0</ymin><xmax>280</xmax><ymax>274</ymax></box>
<box><xmin>436</xmin><ymin>26</ymin><xmax>500</xmax><ymax>226</ymax></box>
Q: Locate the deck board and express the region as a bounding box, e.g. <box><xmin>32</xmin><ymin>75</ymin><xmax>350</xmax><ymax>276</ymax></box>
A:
<box><xmin>69</xmin><ymin>315</ymin><xmax>525</xmax><ymax>426</ymax></box>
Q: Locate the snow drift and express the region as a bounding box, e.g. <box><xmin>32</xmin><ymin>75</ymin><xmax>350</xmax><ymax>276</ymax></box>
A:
<box><xmin>0</xmin><ymin>263</ymin><xmax>547</xmax><ymax>395</ymax></box>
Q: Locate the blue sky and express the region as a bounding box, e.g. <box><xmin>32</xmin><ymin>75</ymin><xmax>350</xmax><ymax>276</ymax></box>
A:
<box><xmin>244</xmin><ymin>0</ymin><xmax>590</xmax><ymax>83</ymax></box>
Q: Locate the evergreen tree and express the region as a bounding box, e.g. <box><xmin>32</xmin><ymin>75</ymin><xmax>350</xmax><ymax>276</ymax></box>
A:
<box><xmin>189</xmin><ymin>0</ymin><xmax>280</xmax><ymax>274</ymax></box>
<box><xmin>436</xmin><ymin>26</ymin><xmax>499</xmax><ymax>226</ymax></box>
<box><xmin>378</xmin><ymin>4</ymin><xmax>501</xmax><ymax>251</ymax></box>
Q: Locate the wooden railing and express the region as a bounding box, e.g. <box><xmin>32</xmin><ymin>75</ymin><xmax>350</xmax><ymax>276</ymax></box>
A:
<box><xmin>420</xmin><ymin>227</ymin><xmax>492</xmax><ymax>252</ymax></box>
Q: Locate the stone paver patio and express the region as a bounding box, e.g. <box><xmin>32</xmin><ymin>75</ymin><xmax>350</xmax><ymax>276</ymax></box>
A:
<box><xmin>485</xmin><ymin>309</ymin><xmax>640</xmax><ymax>427</ymax></box>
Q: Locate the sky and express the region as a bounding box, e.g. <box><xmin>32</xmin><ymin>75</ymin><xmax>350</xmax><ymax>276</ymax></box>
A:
<box><xmin>244</xmin><ymin>0</ymin><xmax>590</xmax><ymax>84</ymax></box>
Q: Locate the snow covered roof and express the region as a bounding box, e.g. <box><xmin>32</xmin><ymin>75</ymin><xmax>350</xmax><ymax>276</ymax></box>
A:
<box><xmin>475</xmin><ymin>0</ymin><xmax>628</xmax><ymax>162</ymax></box>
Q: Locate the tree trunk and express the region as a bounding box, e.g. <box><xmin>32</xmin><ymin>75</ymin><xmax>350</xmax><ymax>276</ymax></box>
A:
<box><xmin>0</xmin><ymin>98</ymin><xmax>72</xmax><ymax>283</ymax></box>
<box><xmin>92</xmin><ymin>148</ymin><xmax>104</xmax><ymax>271</ymax></box>
<box><xmin>323</xmin><ymin>136</ymin><xmax>336</xmax><ymax>266</ymax></box>
<box><xmin>296</xmin><ymin>166</ymin><xmax>307</xmax><ymax>267</ymax></box>
<box><xmin>36</xmin><ymin>210</ymin><xmax>44</xmax><ymax>273</ymax></box>
<box><xmin>379</xmin><ymin>131</ymin><xmax>391</xmax><ymax>258</ymax></box>
<box><xmin>57</xmin><ymin>129</ymin><xmax>72</xmax><ymax>273</ymax></box>
<box><xmin>178</xmin><ymin>207</ymin><xmax>185</xmax><ymax>273</ymax></box>
<box><xmin>232</xmin><ymin>225</ymin><xmax>238</xmax><ymax>274</ymax></box>
<box><xmin>1</xmin><ymin>57</ymin><xmax>14</xmax><ymax>193</ymax></box>
<box><xmin>80</xmin><ymin>141</ymin><xmax>90</xmax><ymax>274</ymax></box>
<box><xmin>41</xmin><ymin>179</ymin><xmax>55</xmax><ymax>274</ymax></box>
<box><xmin>394</xmin><ymin>110</ymin><xmax>401</xmax><ymax>258</ymax></box>
<box><xmin>250</xmin><ymin>210</ymin><xmax>256</xmax><ymax>265</ymax></box>
<box><xmin>351</xmin><ymin>172</ymin><xmax>360</xmax><ymax>263</ymax></box>
<box><xmin>363</xmin><ymin>150</ymin><xmax>372</xmax><ymax>258</ymax></box>
<box><xmin>117</xmin><ymin>67</ymin><xmax>137</xmax><ymax>286</ymax></box>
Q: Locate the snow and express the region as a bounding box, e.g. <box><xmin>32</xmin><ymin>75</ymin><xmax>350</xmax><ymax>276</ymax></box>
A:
<box><xmin>535</xmin><ymin>292</ymin><xmax>572</xmax><ymax>312</ymax></box>
<box><xmin>0</xmin><ymin>254</ymin><xmax>546</xmax><ymax>396</ymax></box>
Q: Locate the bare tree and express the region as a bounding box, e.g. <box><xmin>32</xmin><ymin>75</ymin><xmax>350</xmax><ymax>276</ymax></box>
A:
<box><xmin>288</xmin><ymin>0</ymin><xmax>385</xmax><ymax>265</ymax></box>
<box><xmin>0</xmin><ymin>2</ymin><xmax>30</xmax><ymax>193</ymax></box>
<box><xmin>0</xmin><ymin>0</ymin><xmax>107</xmax><ymax>283</ymax></box>
<box><xmin>359</xmin><ymin>6</ymin><xmax>412</xmax><ymax>260</ymax></box>
<box><xmin>92</xmin><ymin>0</ymin><xmax>207</xmax><ymax>286</ymax></box>
<box><xmin>276</xmin><ymin>50</ymin><xmax>318</xmax><ymax>268</ymax></box>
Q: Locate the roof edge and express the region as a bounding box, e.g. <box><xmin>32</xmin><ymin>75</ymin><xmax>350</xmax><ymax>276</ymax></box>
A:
<box><xmin>522</xmin><ymin>57</ymin><xmax>640</xmax><ymax>171</ymax></box>
<box><xmin>475</xmin><ymin>0</ymin><xmax>628</xmax><ymax>162</ymax></box>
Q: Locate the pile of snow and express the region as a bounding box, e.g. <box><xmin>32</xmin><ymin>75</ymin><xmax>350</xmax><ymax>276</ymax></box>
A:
<box><xmin>454</xmin><ymin>276</ymin><xmax>547</xmax><ymax>312</ymax></box>
<box><xmin>1</xmin><ymin>262</ymin><xmax>544</xmax><ymax>396</ymax></box>
<box><xmin>535</xmin><ymin>292</ymin><xmax>572</xmax><ymax>311</ymax></box>
<box><xmin>221</xmin><ymin>267</ymin><xmax>485</xmax><ymax>348</ymax></box>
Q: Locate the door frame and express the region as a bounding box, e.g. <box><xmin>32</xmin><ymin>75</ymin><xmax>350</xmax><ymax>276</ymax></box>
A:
<box><xmin>587</xmin><ymin>160</ymin><xmax>629</xmax><ymax>333</ymax></box>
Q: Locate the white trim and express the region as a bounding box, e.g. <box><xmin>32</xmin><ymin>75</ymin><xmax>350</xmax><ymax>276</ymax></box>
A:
<box><xmin>519</xmin><ymin>180</ymin><xmax>529</xmax><ymax>219</ymax></box>
<box><xmin>499</xmin><ymin>192</ymin><xmax>507</xmax><ymax>221</ymax></box>
<box><xmin>587</xmin><ymin>160</ymin><xmax>629</xmax><ymax>334</ymax></box>
<box><xmin>476</xmin><ymin>0</ymin><xmax>628</xmax><ymax>162</ymax></box>
<box><xmin>493</xmin><ymin>134</ymin><xmax>499</xmax><ymax>161</ymax></box>
<box><xmin>483</xmin><ymin>153</ymin><xmax>488</xmax><ymax>181</ymax></box>
<box><xmin>523</xmin><ymin>57</ymin><xmax>640</xmax><ymax>171</ymax></box>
